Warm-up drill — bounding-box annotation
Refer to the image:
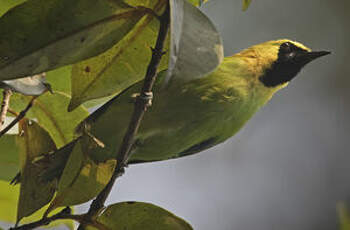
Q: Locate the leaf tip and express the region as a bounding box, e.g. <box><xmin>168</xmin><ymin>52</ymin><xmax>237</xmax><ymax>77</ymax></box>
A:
<box><xmin>242</xmin><ymin>0</ymin><xmax>252</xmax><ymax>11</ymax></box>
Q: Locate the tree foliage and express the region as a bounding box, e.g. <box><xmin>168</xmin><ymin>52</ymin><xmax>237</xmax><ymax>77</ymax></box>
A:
<box><xmin>0</xmin><ymin>0</ymin><xmax>251</xmax><ymax>229</ymax></box>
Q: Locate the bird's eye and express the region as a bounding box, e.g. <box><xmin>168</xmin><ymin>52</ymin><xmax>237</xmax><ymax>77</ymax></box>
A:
<box><xmin>280</xmin><ymin>42</ymin><xmax>293</xmax><ymax>52</ymax></box>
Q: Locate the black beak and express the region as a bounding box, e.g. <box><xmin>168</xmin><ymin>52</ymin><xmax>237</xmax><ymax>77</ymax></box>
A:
<box><xmin>297</xmin><ymin>50</ymin><xmax>331</xmax><ymax>65</ymax></box>
<box><xmin>307</xmin><ymin>51</ymin><xmax>331</xmax><ymax>60</ymax></box>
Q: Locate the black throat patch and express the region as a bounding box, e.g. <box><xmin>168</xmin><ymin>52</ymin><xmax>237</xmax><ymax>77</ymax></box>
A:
<box><xmin>259</xmin><ymin>42</ymin><xmax>308</xmax><ymax>87</ymax></box>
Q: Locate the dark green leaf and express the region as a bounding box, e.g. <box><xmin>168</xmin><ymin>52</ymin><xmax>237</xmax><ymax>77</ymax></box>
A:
<box><xmin>16</xmin><ymin>119</ymin><xmax>57</xmax><ymax>222</ymax></box>
<box><xmin>87</xmin><ymin>202</ymin><xmax>193</xmax><ymax>230</ymax></box>
<box><xmin>0</xmin><ymin>0</ymin><xmax>146</xmax><ymax>81</ymax></box>
<box><xmin>69</xmin><ymin>0</ymin><xmax>168</xmax><ymax>111</ymax></box>
<box><xmin>164</xmin><ymin>0</ymin><xmax>223</xmax><ymax>86</ymax></box>
<box><xmin>0</xmin><ymin>135</ymin><xmax>20</xmax><ymax>181</ymax></box>
<box><xmin>45</xmin><ymin>141</ymin><xmax>116</xmax><ymax>215</ymax></box>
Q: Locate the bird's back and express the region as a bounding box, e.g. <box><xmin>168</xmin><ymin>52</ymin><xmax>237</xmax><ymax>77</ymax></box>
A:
<box><xmin>78</xmin><ymin>54</ymin><xmax>275</xmax><ymax>163</ymax></box>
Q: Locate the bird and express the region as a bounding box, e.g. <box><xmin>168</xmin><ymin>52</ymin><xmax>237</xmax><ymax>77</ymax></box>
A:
<box><xmin>42</xmin><ymin>39</ymin><xmax>330</xmax><ymax>179</ymax></box>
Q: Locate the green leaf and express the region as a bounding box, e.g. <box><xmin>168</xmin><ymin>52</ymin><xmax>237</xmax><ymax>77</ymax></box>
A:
<box><xmin>16</xmin><ymin>119</ymin><xmax>57</xmax><ymax>223</ymax></box>
<box><xmin>242</xmin><ymin>0</ymin><xmax>252</xmax><ymax>11</ymax></box>
<box><xmin>0</xmin><ymin>135</ymin><xmax>20</xmax><ymax>181</ymax></box>
<box><xmin>69</xmin><ymin>0</ymin><xmax>168</xmax><ymax>111</ymax></box>
<box><xmin>0</xmin><ymin>181</ymin><xmax>74</xmax><ymax>229</ymax></box>
<box><xmin>45</xmin><ymin>141</ymin><xmax>116</xmax><ymax>214</ymax></box>
<box><xmin>0</xmin><ymin>0</ymin><xmax>27</xmax><ymax>17</ymax></box>
<box><xmin>186</xmin><ymin>0</ymin><xmax>209</xmax><ymax>6</ymax></box>
<box><xmin>47</xmin><ymin>66</ymin><xmax>106</xmax><ymax>108</ymax></box>
<box><xmin>46</xmin><ymin>66</ymin><xmax>72</xmax><ymax>95</ymax></box>
<box><xmin>338</xmin><ymin>203</ymin><xmax>350</xmax><ymax>230</ymax></box>
<box><xmin>10</xmin><ymin>92</ymin><xmax>88</xmax><ymax>147</ymax></box>
<box><xmin>164</xmin><ymin>0</ymin><xmax>223</xmax><ymax>86</ymax></box>
<box><xmin>124</xmin><ymin>0</ymin><xmax>165</xmax><ymax>8</ymax></box>
<box><xmin>0</xmin><ymin>180</ymin><xmax>20</xmax><ymax>223</ymax></box>
<box><xmin>81</xmin><ymin>95</ymin><xmax>117</xmax><ymax>110</ymax></box>
<box><xmin>0</xmin><ymin>0</ymin><xmax>146</xmax><ymax>81</ymax></box>
<box><xmin>47</xmin><ymin>64</ymin><xmax>116</xmax><ymax>109</ymax></box>
<box><xmin>1</xmin><ymin>73</ymin><xmax>49</xmax><ymax>96</ymax></box>
<box><xmin>87</xmin><ymin>202</ymin><xmax>193</xmax><ymax>230</ymax></box>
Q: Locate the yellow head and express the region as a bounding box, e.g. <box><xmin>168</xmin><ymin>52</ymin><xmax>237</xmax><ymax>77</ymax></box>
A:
<box><xmin>238</xmin><ymin>39</ymin><xmax>330</xmax><ymax>88</ymax></box>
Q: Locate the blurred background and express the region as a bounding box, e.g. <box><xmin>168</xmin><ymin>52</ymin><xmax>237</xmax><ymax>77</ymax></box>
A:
<box><xmin>77</xmin><ymin>0</ymin><xmax>350</xmax><ymax>229</ymax></box>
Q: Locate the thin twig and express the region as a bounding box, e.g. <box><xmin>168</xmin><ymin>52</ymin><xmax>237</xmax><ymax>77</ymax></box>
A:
<box><xmin>9</xmin><ymin>208</ymin><xmax>110</xmax><ymax>230</ymax></box>
<box><xmin>77</xmin><ymin>3</ymin><xmax>170</xmax><ymax>230</ymax></box>
<box><xmin>0</xmin><ymin>89</ymin><xmax>12</xmax><ymax>131</ymax></box>
<box><xmin>9</xmin><ymin>208</ymin><xmax>84</xmax><ymax>230</ymax></box>
<box><xmin>0</xmin><ymin>96</ymin><xmax>37</xmax><ymax>138</ymax></box>
<box><xmin>7</xmin><ymin>108</ymin><xmax>19</xmax><ymax>116</ymax></box>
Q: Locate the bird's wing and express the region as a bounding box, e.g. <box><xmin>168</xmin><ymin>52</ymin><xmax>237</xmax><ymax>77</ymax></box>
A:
<box><xmin>128</xmin><ymin>136</ymin><xmax>220</xmax><ymax>164</ymax></box>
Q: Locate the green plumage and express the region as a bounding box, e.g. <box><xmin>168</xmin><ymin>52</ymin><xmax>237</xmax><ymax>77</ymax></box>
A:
<box><xmin>77</xmin><ymin>40</ymin><xmax>309</xmax><ymax>163</ymax></box>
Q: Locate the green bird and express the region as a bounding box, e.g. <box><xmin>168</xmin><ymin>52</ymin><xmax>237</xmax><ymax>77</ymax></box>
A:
<box><xmin>44</xmin><ymin>39</ymin><xmax>330</xmax><ymax>178</ymax></box>
<box><xmin>73</xmin><ymin>39</ymin><xmax>330</xmax><ymax>163</ymax></box>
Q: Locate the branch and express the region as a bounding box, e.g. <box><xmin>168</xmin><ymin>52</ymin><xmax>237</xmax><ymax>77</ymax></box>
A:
<box><xmin>0</xmin><ymin>89</ymin><xmax>12</xmax><ymax>131</ymax></box>
<box><xmin>0</xmin><ymin>96</ymin><xmax>37</xmax><ymax>138</ymax></box>
<box><xmin>9</xmin><ymin>208</ymin><xmax>83</xmax><ymax>230</ymax></box>
<box><xmin>7</xmin><ymin>108</ymin><xmax>19</xmax><ymax>116</ymax></box>
<box><xmin>10</xmin><ymin>209</ymin><xmax>112</xmax><ymax>230</ymax></box>
<box><xmin>77</xmin><ymin>2</ymin><xmax>170</xmax><ymax>229</ymax></box>
<box><xmin>9</xmin><ymin>208</ymin><xmax>110</xmax><ymax>230</ymax></box>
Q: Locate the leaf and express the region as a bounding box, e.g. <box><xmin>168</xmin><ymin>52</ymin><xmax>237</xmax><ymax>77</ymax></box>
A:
<box><xmin>82</xmin><ymin>95</ymin><xmax>117</xmax><ymax>110</ymax></box>
<box><xmin>69</xmin><ymin>0</ymin><xmax>168</xmax><ymax>111</ymax></box>
<box><xmin>186</xmin><ymin>0</ymin><xmax>209</xmax><ymax>6</ymax></box>
<box><xmin>0</xmin><ymin>0</ymin><xmax>27</xmax><ymax>17</ymax></box>
<box><xmin>46</xmin><ymin>66</ymin><xmax>72</xmax><ymax>95</ymax></box>
<box><xmin>0</xmin><ymin>0</ymin><xmax>146</xmax><ymax>81</ymax></box>
<box><xmin>10</xmin><ymin>92</ymin><xmax>88</xmax><ymax>147</ymax></box>
<box><xmin>16</xmin><ymin>119</ymin><xmax>57</xmax><ymax>222</ymax></box>
<box><xmin>0</xmin><ymin>181</ymin><xmax>74</xmax><ymax>229</ymax></box>
<box><xmin>47</xmin><ymin>66</ymin><xmax>109</xmax><ymax>108</ymax></box>
<box><xmin>0</xmin><ymin>135</ymin><xmax>20</xmax><ymax>181</ymax></box>
<box><xmin>0</xmin><ymin>180</ymin><xmax>18</xmax><ymax>223</ymax></box>
<box><xmin>1</xmin><ymin>73</ymin><xmax>49</xmax><ymax>95</ymax></box>
<box><xmin>87</xmin><ymin>202</ymin><xmax>193</xmax><ymax>230</ymax></box>
<box><xmin>45</xmin><ymin>141</ymin><xmax>116</xmax><ymax>215</ymax></box>
<box><xmin>124</xmin><ymin>0</ymin><xmax>165</xmax><ymax>8</ymax></box>
<box><xmin>164</xmin><ymin>0</ymin><xmax>223</xmax><ymax>86</ymax></box>
<box><xmin>338</xmin><ymin>203</ymin><xmax>350</xmax><ymax>230</ymax></box>
<box><xmin>242</xmin><ymin>0</ymin><xmax>252</xmax><ymax>11</ymax></box>
<box><xmin>38</xmin><ymin>140</ymin><xmax>77</xmax><ymax>184</ymax></box>
<box><xmin>46</xmin><ymin>64</ymin><xmax>116</xmax><ymax>109</ymax></box>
